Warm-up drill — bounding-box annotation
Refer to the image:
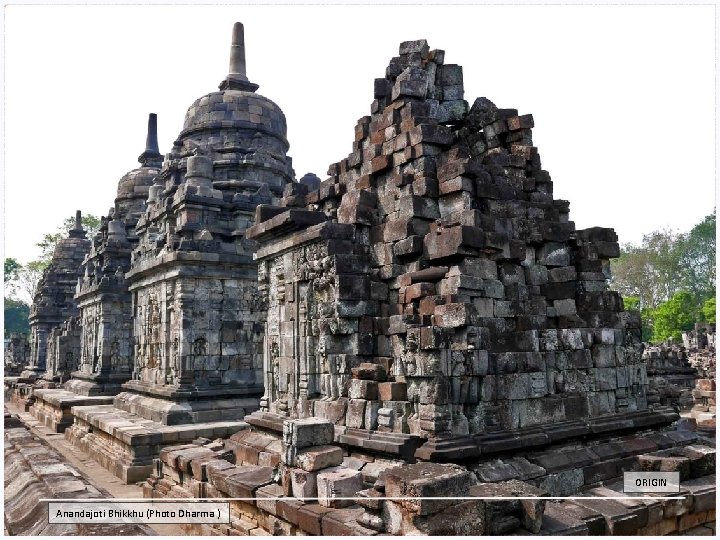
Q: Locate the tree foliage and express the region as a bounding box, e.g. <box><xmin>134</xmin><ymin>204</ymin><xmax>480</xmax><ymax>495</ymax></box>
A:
<box><xmin>4</xmin><ymin>297</ymin><xmax>30</xmax><ymax>337</ymax></box>
<box><xmin>4</xmin><ymin>257</ymin><xmax>21</xmax><ymax>283</ymax></box>
<box><xmin>611</xmin><ymin>210</ymin><xmax>716</xmax><ymax>343</ymax></box>
<box><xmin>611</xmin><ymin>228</ymin><xmax>684</xmax><ymax>309</ymax></box>
<box><xmin>678</xmin><ymin>211</ymin><xmax>716</xmax><ymax>300</ymax></box>
<box><xmin>701</xmin><ymin>297</ymin><xmax>716</xmax><ymax>324</ymax></box>
<box><xmin>652</xmin><ymin>291</ymin><xmax>697</xmax><ymax>343</ymax></box>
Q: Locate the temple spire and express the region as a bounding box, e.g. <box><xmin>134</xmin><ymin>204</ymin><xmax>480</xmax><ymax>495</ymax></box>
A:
<box><xmin>219</xmin><ymin>22</ymin><xmax>259</xmax><ymax>92</ymax></box>
<box><xmin>229</xmin><ymin>22</ymin><xmax>247</xmax><ymax>79</ymax></box>
<box><xmin>69</xmin><ymin>210</ymin><xmax>87</xmax><ymax>239</ymax></box>
<box><xmin>138</xmin><ymin>113</ymin><xmax>162</xmax><ymax>167</ymax></box>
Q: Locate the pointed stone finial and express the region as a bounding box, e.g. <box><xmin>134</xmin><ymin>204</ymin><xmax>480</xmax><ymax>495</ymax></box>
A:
<box><xmin>229</xmin><ymin>22</ymin><xmax>247</xmax><ymax>78</ymax></box>
<box><xmin>139</xmin><ymin>113</ymin><xmax>162</xmax><ymax>167</ymax></box>
<box><xmin>69</xmin><ymin>210</ymin><xmax>87</xmax><ymax>239</ymax></box>
<box><xmin>219</xmin><ymin>22</ymin><xmax>259</xmax><ymax>92</ymax></box>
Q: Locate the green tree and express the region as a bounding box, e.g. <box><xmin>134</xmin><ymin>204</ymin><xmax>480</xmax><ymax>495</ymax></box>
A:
<box><xmin>701</xmin><ymin>297</ymin><xmax>716</xmax><ymax>324</ymax></box>
<box><xmin>611</xmin><ymin>228</ymin><xmax>684</xmax><ymax>310</ymax></box>
<box><xmin>677</xmin><ymin>210</ymin><xmax>715</xmax><ymax>301</ymax></box>
<box><xmin>4</xmin><ymin>257</ymin><xmax>23</xmax><ymax>298</ymax></box>
<box><xmin>652</xmin><ymin>291</ymin><xmax>698</xmax><ymax>343</ymax></box>
<box><xmin>4</xmin><ymin>297</ymin><xmax>30</xmax><ymax>337</ymax></box>
<box><xmin>4</xmin><ymin>258</ymin><xmax>21</xmax><ymax>283</ymax></box>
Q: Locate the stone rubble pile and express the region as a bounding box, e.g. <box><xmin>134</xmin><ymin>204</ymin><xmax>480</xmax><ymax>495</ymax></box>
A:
<box><xmin>685</xmin><ymin>325</ymin><xmax>716</xmax><ymax>431</ymax></box>
<box><xmin>4</xmin><ymin>333</ymin><xmax>29</xmax><ymax>377</ymax></box>
<box><xmin>142</xmin><ymin>416</ymin><xmax>715</xmax><ymax>536</ymax></box>
<box><xmin>644</xmin><ymin>344</ymin><xmax>696</xmax><ymax>411</ymax></box>
<box><xmin>247</xmin><ymin>36</ymin><xmax>655</xmax><ymax>452</ymax></box>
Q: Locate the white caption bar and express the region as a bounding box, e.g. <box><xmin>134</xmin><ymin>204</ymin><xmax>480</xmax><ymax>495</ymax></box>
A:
<box><xmin>48</xmin><ymin>501</ymin><xmax>230</xmax><ymax>524</ymax></box>
<box><xmin>624</xmin><ymin>472</ymin><xmax>681</xmax><ymax>493</ymax></box>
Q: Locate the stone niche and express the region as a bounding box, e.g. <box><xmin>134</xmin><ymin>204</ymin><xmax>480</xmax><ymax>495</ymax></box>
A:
<box><xmin>248</xmin><ymin>38</ymin><xmax>651</xmax><ymax>442</ymax></box>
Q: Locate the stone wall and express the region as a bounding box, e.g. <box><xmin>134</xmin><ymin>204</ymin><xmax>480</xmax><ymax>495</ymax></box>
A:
<box><xmin>248</xmin><ymin>38</ymin><xmax>648</xmax><ymax>439</ymax></box>
<box><xmin>644</xmin><ymin>344</ymin><xmax>696</xmax><ymax>410</ymax></box>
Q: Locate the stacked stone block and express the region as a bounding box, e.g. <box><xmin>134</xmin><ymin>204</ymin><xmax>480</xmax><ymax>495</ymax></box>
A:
<box><xmin>248</xmin><ymin>38</ymin><xmax>648</xmax><ymax>440</ymax></box>
<box><xmin>142</xmin><ymin>421</ymin><xmax>715</xmax><ymax>536</ymax></box>
<box><xmin>4</xmin><ymin>333</ymin><xmax>29</xmax><ymax>376</ymax></box>
<box><xmin>644</xmin><ymin>344</ymin><xmax>697</xmax><ymax>410</ymax></box>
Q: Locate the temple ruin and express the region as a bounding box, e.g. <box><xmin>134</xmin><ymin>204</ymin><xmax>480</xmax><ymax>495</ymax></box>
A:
<box><xmin>4</xmin><ymin>334</ymin><xmax>29</xmax><ymax>377</ymax></box>
<box><xmin>63</xmin><ymin>23</ymin><xmax>294</xmax><ymax>483</ymax></box>
<box><xmin>8</xmin><ymin>213</ymin><xmax>90</xmax><ymax>410</ymax></box>
<box><xmin>4</xmin><ymin>20</ymin><xmax>716</xmax><ymax>537</ymax></box>
<box><xmin>29</xmin><ymin>115</ymin><xmax>165</xmax><ymax>433</ymax></box>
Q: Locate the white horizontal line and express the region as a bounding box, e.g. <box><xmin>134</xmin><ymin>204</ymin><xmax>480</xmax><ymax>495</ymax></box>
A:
<box><xmin>41</xmin><ymin>495</ymin><xmax>686</xmax><ymax>501</ymax></box>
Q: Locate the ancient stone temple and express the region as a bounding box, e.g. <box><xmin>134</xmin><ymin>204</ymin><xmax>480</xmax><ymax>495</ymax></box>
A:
<box><xmin>67</xmin><ymin>22</ymin><xmax>295</xmax><ymax>482</ymax></box>
<box><xmin>144</xmin><ymin>37</ymin><xmax>715</xmax><ymax>537</ymax></box>
<box><xmin>9</xmin><ymin>213</ymin><xmax>90</xmax><ymax>409</ymax></box>
<box><xmin>30</xmin><ymin>115</ymin><xmax>163</xmax><ymax>433</ymax></box>
<box><xmin>245</xmin><ymin>37</ymin><xmax>658</xmax><ymax>451</ymax></box>
<box><xmin>41</xmin><ymin>316</ymin><xmax>82</xmax><ymax>386</ymax></box>
<box><xmin>24</xmin><ymin>212</ymin><xmax>89</xmax><ymax>379</ymax></box>
<box><xmin>4</xmin><ymin>333</ymin><xmax>29</xmax><ymax>377</ymax></box>
<box><xmin>69</xmin><ymin>113</ymin><xmax>163</xmax><ymax>396</ymax></box>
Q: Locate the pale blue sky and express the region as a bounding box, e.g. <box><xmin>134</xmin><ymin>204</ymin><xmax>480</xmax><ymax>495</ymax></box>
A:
<box><xmin>3</xmin><ymin>4</ymin><xmax>716</xmax><ymax>264</ymax></box>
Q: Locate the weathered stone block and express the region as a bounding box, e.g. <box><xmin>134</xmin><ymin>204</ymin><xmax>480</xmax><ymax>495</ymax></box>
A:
<box><xmin>283</xmin><ymin>417</ymin><xmax>335</xmax><ymax>459</ymax></box>
<box><xmin>434</xmin><ymin>303</ymin><xmax>475</xmax><ymax>328</ymax></box>
<box><xmin>317</xmin><ymin>467</ymin><xmax>364</xmax><ymax>508</ymax></box>
<box><xmin>296</xmin><ymin>445</ymin><xmax>344</xmax><ymax>472</ymax></box>
<box><xmin>351</xmin><ymin>363</ymin><xmax>387</xmax><ymax>381</ymax></box>
<box><xmin>384</xmin><ymin>462</ymin><xmax>475</xmax><ymax>516</ymax></box>
<box><xmin>348</xmin><ymin>379</ymin><xmax>378</xmax><ymax>400</ymax></box>
<box><xmin>424</xmin><ymin>225</ymin><xmax>484</xmax><ymax>260</ymax></box>
<box><xmin>378</xmin><ymin>382</ymin><xmax>408</xmax><ymax>401</ymax></box>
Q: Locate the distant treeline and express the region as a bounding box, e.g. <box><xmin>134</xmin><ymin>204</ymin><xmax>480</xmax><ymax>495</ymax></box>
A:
<box><xmin>611</xmin><ymin>210</ymin><xmax>716</xmax><ymax>343</ymax></box>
